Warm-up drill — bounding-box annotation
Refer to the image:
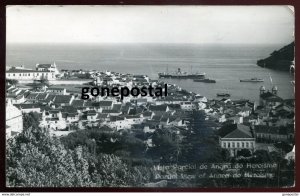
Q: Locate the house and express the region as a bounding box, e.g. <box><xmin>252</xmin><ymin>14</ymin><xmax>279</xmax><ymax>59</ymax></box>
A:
<box><xmin>149</xmin><ymin>105</ymin><xmax>169</xmax><ymax>113</ymax></box>
<box><xmin>44</xmin><ymin>94</ymin><xmax>56</xmax><ymax>103</ymax></box>
<box><xmin>218</xmin><ymin>124</ymin><xmax>256</xmax><ymax>157</ymax></box>
<box><xmin>100</xmin><ymin>100</ymin><xmax>114</xmax><ymax>110</ymax></box>
<box><xmin>107</xmin><ymin>116</ymin><xmax>127</xmax><ymax>130</ymax></box>
<box><xmin>36</xmin><ymin>62</ymin><xmax>59</xmax><ymax>75</ymax></box>
<box><xmin>36</xmin><ymin>93</ymin><xmax>49</xmax><ymax>102</ymax></box>
<box><xmin>40</xmin><ymin>110</ymin><xmax>67</xmax><ymax>130</ymax></box>
<box><xmin>26</xmin><ymin>92</ymin><xmax>39</xmax><ymax>102</ymax></box>
<box><xmin>72</xmin><ymin>99</ymin><xmax>85</xmax><ymax>106</ymax></box>
<box><xmin>6</xmin><ymin>67</ymin><xmax>56</xmax><ymax>81</ymax></box>
<box><xmin>62</xmin><ymin>106</ymin><xmax>79</xmax><ymax>123</ymax></box>
<box><xmin>6</xmin><ymin>93</ymin><xmax>26</xmax><ymax>104</ymax></box>
<box><xmin>255</xmin><ymin>125</ymin><xmax>294</xmax><ymax>142</ymax></box>
<box><xmin>180</xmin><ymin>101</ymin><xmax>196</xmax><ymax>111</ymax></box>
<box><xmin>47</xmin><ymin>87</ymin><xmax>67</xmax><ymax>95</ymax></box>
<box><xmin>6</xmin><ymin>101</ymin><xmax>23</xmax><ymax>139</ymax></box>
<box><xmin>86</xmin><ymin>110</ymin><xmax>98</xmax><ymax>122</ymax></box>
<box><xmin>53</xmin><ymin>95</ymin><xmax>74</xmax><ymax>106</ymax></box>
<box><xmin>14</xmin><ymin>103</ymin><xmax>42</xmax><ymax>113</ymax></box>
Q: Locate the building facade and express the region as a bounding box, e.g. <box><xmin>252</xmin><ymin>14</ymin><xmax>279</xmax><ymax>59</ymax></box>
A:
<box><xmin>6</xmin><ymin>101</ymin><xmax>23</xmax><ymax>139</ymax></box>
<box><xmin>219</xmin><ymin>124</ymin><xmax>256</xmax><ymax>157</ymax></box>
<box><xmin>6</xmin><ymin>63</ymin><xmax>59</xmax><ymax>81</ymax></box>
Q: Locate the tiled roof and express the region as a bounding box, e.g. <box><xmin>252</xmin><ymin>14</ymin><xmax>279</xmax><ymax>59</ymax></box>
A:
<box><xmin>99</xmin><ymin>101</ymin><xmax>113</xmax><ymax>107</ymax></box>
<box><xmin>72</xmin><ymin>100</ymin><xmax>85</xmax><ymax>107</ymax></box>
<box><xmin>87</xmin><ymin>110</ymin><xmax>97</xmax><ymax>115</ymax></box>
<box><xmin>45</xmin><ymin>94</ymin><xmax>56</xmax><ymax>102</ymax></box>
<box><xmin>255</xmin><ymin>125</ymin><xmax>289</xmax><ymax>135</ymax></box>
<box><xmin>102</xmin><ymin>110</ymin><xmax>120</xmax><ymax>114</ymax></box>
<box><xmin>260</xmin><ymin>92</ymin><xmax>283</xmax><ymax>102</ymax></box>
<box><xmin>37</xmin><ymin>64</ymin><xmax>52</xmax><ymax>68</ymax></box>
<box><xmin>14</xmin><ymin>103</ymin><xmax>41</xmax><ymax>109</ymax></box>
<box><xmin>220</xmin><ymin>124</ymin><xmax>254</xmax><ymax>139</ymax></box>
<box><xmin>7</xmin><ymin>68</ymin><xmax>50</xmax><ymax>73</ymax></box>
<box><xmin>36</xmin><ymin>93</ymin><xmax>48</xmax><ymax>100</ymax></box>
<box><xmin>47</xmin><ymin>87</ymin><xmax>65</xmax><ymax>91</ymax></box>
<box><xmin>112</xmin><ymin>104</ymin><xmax>122</xmax><ymax>111</ymax></box>
<box><xmin>53</xmin><ymin>95</ymin><xmax>73</xmax><ymax>104</ymax></box>
<box><xmin>62</xmin><ymin>106</ymin><xmax>77</xmax><ymax>114</ymax></box>
<box><xmin>149</xmin><ymin>105</ymin><xmax>167</xmax><ymax>112</ymax></box>
<box><xmin>27</xmin><ymin>93</ymin><xmax>39</xmax><ymax>99</ymax></box>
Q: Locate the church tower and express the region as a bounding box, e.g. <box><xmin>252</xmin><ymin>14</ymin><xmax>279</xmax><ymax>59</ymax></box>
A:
<box><xmin>272</xmin><ymin>85</ymin><xmax>278</xmax><ymax>95</ymax></box>
<box><xmin>259</xmin><ymin>86</ymin><xmax>266</xmax><ymax>95</ymax></box>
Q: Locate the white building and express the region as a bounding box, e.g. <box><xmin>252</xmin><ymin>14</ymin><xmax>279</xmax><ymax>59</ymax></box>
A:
<box><xmin>6</xmin><ymin>63</ymin><xmax>59</xmax><ymax>81</ymax></box>
<box><xmin>36</xmin><ymin>62</ymin><xmax>60</xmax><ymax>75</ymax></box>
<box><xmin>219</xmin><ymin>124</ymin><xmax>256</xmax><ymax>157</ymax></box>
<box><xmin>6</xmin><ymin>101</ymin><xmax>23</xmax><ymax>139</ymax></box>
<box><xmin>6</xmin><ymin>68</ymin><xmax>56</xmax><ymax>81</ymax></box>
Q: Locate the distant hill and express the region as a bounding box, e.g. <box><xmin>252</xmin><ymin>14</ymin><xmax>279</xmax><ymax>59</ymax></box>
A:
<box><xmin>257</xmin><ymin>42</ymin><xmax>294</xmax><ymax>71</ymax></box>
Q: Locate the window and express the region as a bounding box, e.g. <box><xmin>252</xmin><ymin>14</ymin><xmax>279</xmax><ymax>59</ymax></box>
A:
<box><xmin>223</xmin><ymin>142</ymin><xmax>226</xmax><ymax>148</ymax></box>
<box><xmin>232</xmin><ymin>142</ymin><xmax>235</xmax><ymax>148</ymax></box>
<box><xmin>246</xmin><ymin>142</ymin><xmax>249</xmax><ymax>148</ymax></box>
<box><xmin>13</xmin><ymin>74</ymin><xmax>15</xmax><ymax>76</ymax></box>
<box><xmin>28</xmin><ymin>74</ymin><xmax>30</xmax><ymax>76</ymax></box>
<box><xmin>242</xmin><ymin>142</ymin><xmax>244</xmax><ymax>148</ymax></box>
<box><xmin>19</xmin><ymin>74</ymin><xmax>21</xmax><ymax>76</ymax></box>
<box><xmin>251</xmin><ymin>142</ymin><xmax>254</xmax><ymax>148</ymax></box>
<box><xmin>237</xmin><ymin>142</ymin><xmax>240</xmax><ymax>148</ymax></box>
<box><xmin>228</xmin><ymin>142</ymin><xmax>230</xmax><ymax>148</ymax></box>
<box><xmin>8</xmin><ymin>74</ymin><xmax>10</xmax><ymax>76</ymax></box>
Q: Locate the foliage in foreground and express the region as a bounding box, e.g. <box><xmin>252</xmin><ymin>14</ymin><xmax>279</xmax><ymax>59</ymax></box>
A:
<box><xmin>6</xmin><ymin>127</ymin><xmax>153</xmax><ymax>187</ymax></box>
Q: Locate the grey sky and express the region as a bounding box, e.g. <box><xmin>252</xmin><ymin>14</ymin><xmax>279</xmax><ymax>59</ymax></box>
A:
<box><xmin>6</xmin><ymin>5</ymin><xmax>294</xmax><ymax>44</ymax></box>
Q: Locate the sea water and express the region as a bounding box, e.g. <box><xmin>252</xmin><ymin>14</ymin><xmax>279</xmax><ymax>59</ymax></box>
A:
<box><xmin>6</xmin><ymin>43</ymin><xmax>294</xmax><ymax>102</ymax></box>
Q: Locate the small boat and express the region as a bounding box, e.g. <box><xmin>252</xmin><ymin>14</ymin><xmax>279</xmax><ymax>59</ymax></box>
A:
<box><xmin>240</xmin><ymin>78</ymin><xmax>264</xmax><ymax>82</ymax></box>
<box><xmin>193</xmin><ymin>78</ymin><xmax>216</xmax><ymax>83</ymax></box>
<box><xmin>217</xmin><ymin>93</ymin><xmax>230</xmax><ymax>97</ymax></box>
<box><xmin>291</xmin><ymin>80</ymin><xmax>295</xmax><ymax>85</ymax></box>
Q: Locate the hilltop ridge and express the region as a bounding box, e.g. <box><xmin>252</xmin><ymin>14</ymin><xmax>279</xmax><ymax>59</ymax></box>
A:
<box><xmin>257</xmin><ymin>42</ymin><xmax>294</xmax><ymax>71</ymax></box>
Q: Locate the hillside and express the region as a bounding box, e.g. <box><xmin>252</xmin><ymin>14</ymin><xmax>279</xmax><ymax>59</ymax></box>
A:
<box><xmin>257</xmin><ymin>42</ymin><xmax>294</xmax><ymax>71</ymax></box>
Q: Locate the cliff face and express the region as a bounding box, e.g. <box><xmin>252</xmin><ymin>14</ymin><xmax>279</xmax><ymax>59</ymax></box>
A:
<box><xmin>257</xmin><ymin>42</ymin><xmax>294</xmax><ymax>71</ymax></box>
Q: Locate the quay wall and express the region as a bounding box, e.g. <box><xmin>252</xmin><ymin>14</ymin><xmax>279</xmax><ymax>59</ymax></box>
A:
<box><xmin>18</xmin><ymin>79</ymin><xmax>92</xmax><ymax>85</ymax></box>
<box><xmin>49</xmin><ymin>79</ymin><xmax>92</xmax><ymax>85</ymax></box>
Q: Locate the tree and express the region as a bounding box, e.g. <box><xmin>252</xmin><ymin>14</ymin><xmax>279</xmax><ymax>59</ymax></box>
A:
<box><xmin>23</xmin><ymin>112</ymin><xmax>40</xmax><ymax>130</ymax></box>
<box><xmin>6</xmin><ymin>79</ymin><xmax>18</xmax><ymax>86</ymax></box>
<box><xmin>237</xmin><ymin>149</ymin><xmax>252</xmax><ymax>157</ymax></box>
<box><xmin>6</xmin><ymin>127</ymin><xmax>147</xmax><ymax>187</ymax></box>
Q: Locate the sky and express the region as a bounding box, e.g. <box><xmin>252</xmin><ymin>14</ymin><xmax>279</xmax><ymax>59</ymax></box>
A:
<box><xmin>6</xmin><ymin>5</ymin><xmax>294</xmax><ymax>44</ymax></box>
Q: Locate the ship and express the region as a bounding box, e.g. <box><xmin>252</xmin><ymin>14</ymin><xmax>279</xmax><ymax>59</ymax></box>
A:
<box><xmin>193</xmin><ymin>78</ymin><xmax>216</xmax><ymax>83</ymax></box>
<box><xmin>217</xmin><ymin>93</ymin><xmax>230</xmax><ymax>97</ymax></box>
<box><xmin>240</xmin><ymin>78</ymin><xmax>264</xmax><ymax>82</ymax></box>
<box><xmin>158</xmin><ymin>68</ymin><xmax>205</xmax><ymax>79</ymax></box>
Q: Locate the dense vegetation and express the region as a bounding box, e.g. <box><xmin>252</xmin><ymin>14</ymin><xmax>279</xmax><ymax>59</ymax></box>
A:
<box><xmin>257</xmin><ymin>42</ymin><xmax>294</xmax><ymax>71</ymax></box>
<box><xmin>6</xmin><ymin>111</ymin><xmax>295</xmax><ymax>187</ymax></box>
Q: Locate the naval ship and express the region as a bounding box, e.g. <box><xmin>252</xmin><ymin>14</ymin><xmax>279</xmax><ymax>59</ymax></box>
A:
<box><xmin>158</xmin><ymin>68</ymin><xmax>206</xmax><ymax>79</ymax></box>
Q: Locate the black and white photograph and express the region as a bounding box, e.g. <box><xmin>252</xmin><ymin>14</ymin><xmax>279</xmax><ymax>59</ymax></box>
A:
<box><xmin>5</xmin><ymin>5</ymin><xmax>295</xmax><ymax>188</ymax></box>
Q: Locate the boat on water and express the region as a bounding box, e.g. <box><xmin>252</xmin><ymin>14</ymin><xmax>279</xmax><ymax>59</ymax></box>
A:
<box><xmin>217</xmin><ymin>93</ymin><xmax>230</xmax><ymax>97</ymax></box>
<box><xmin>291</xmin><ymin>80</ymin><xmax>295</xmax><ymax>85</ymax></box>
<box><xmin>158</xmin><ymin>68</ymin><xmax>205</xmax><ymax>79</ymax></box>
<box><xmin>193</xmin><ymin>78</ymin><xmax>216</xmax><ymax>83</ymax></box>
<box><xmin>240</xmin><ymin>78</ymin><xmax>264</xmax><ymax>82</ymax></box>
